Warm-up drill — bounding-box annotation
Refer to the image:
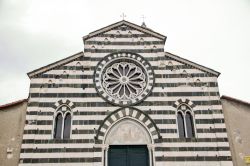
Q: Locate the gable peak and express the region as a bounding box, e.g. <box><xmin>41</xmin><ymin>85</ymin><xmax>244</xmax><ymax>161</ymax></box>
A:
<box><xmin>82</xmin><ymin>20</ymin><xmax>166</xmax><ymax>42</ymax></box>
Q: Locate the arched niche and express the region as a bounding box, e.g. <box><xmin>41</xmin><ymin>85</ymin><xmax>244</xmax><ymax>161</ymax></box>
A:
<box><xmin>104</xmin><ymin>118</ymin><xmax>152</xmax><ymax>145</ymax></box>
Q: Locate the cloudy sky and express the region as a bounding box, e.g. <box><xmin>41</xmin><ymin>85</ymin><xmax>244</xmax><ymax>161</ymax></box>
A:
<box><xmin>0</xmin><ymin>0</ymin><xmax>249</xmax><ymax>105</ymax></box>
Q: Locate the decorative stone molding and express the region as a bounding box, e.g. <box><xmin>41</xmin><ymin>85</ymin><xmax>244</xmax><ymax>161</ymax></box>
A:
<box><xmin>173</xmin><ymin>98</ymin><xmax>195</xmax><ymax>109</ymax></box>
<box><xmin>52</xmin><ymin>99</ymin><xmax>75</xmax><ymax>110</ymax></box>
<box><xmin>95</xmin><ymin>107</ymin><xmax>161</xmax><ymax>143</ymax></box>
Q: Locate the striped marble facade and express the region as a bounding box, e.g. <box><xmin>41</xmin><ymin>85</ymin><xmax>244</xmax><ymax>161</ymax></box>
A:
<box><xmin>19</xmin><ymin>20</ymin><xmax>233</xmax><ymax>166</ymax></box>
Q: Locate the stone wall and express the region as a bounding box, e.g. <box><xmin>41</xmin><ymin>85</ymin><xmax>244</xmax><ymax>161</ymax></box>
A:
<box><xmin>221</xmin><ymin>96</ymin><xmax>250</xmax><ymax>166</ymax></box>
<box><xmin>0</xmin><ymin>100</ymin><xmax>27</xmax><ymax>166</ymax></box>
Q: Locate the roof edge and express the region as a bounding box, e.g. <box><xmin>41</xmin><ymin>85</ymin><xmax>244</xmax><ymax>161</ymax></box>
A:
<box><xmin>165</xmin><ymin>51</ymin><xmax>220</xmax><ymax>77</ymax></box>
<box><xmin>0</xmin><ymin>99</ymin><xmax>27</xmax><ymax>110</ymax></box>
<box><xmin>28</xmin><ymin>51</ymin><xmax>84</xmax><ymax>78</ymax></box>
<box><xmin>221</xmin><ymin>95</ymin><xmax>250</xmax><ymax>106</ymax></box>
<box><xmin>83</xmin><ymin>20</ymin><xmax>166</xmax><ymax>41</ymax></box>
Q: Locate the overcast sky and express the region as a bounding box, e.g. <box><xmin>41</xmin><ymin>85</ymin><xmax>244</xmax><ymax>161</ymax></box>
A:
<box><xmin>0</xmin><ymin>0</ymin><xmax>249</xmax><ymax>105</ymax></box>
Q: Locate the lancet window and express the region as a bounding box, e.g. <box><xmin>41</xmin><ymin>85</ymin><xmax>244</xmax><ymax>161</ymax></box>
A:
<box><xmin>177</xmin><ymin>104</ymin><xmax>195</xmax><ymax>138</ymax></box>
<box><xmin>53</xmin><ymin>106</ymin><xmax>72</xmax><ymax>139</ymax></box>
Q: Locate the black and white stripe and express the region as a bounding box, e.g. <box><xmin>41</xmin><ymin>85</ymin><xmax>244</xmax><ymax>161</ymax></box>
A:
<box><xmin>19</xmin><ymin>21</ymin><xmax>232</xmax><ymax>166</ymax></box>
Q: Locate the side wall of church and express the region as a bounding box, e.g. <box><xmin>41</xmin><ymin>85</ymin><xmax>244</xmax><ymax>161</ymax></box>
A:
<box><xmin>0</xmin><ymin>101</ymin><xmax>27</xmax><ymax>166</ymax></box>
<box><xmin>19</xmin><ymin>25</ymin><xmax>232</xmax><ymax>166</ymax></box>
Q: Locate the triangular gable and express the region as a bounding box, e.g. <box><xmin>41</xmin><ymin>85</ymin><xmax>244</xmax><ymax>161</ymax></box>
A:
<box><xmin>165</xmin><ymin>52</ymin><xmax>220</xmax><ymax>77</ymax></box>
<box><xmin>82</xmin><ymin>20</ymin><xmax>167</xmax><ymax>42</ymax></box>
<box><xmin>27</xmin><ymin>51</ymin><xmax>84</xmax><ymax>78</ymax></box>
<box><xmin>28</xmin><ymin>21</ymin><xmax>219</xmax><ymax>78</ymax></box>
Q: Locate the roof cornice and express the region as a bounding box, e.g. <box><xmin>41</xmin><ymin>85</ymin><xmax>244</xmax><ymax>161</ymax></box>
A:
<box><xmin>82</xmin><ymin>20</ymin><xmax>166</xmax><ymax>42</ymax></box>
<box><xmin>28</xmin><ymin>51</ymin><xmax>84</xmax><ymax>78</ymax></box>
<box><xmin>165</xmin><ymin>52</ymin><xmax>220</xmax><ymax>77</ymax></box>
<box><xmin>0</xmin><ymin>99</ymin><xmax>27</xmax><ymax>109</ymax></box>
<box><xmin>221</xmin><ymin>95</ymin><xmax>250</xmax><ymax>106</ymax></box>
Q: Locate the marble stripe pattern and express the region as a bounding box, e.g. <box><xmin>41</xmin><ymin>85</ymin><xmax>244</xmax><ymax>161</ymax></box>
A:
<box><xmin>19</xmin><ymin>21</ymin><xmax>232</xmax><ymax>166</ymax></box>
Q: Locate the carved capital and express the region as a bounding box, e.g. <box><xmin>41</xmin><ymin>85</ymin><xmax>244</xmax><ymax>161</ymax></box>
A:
<box><xmin>102</xmin><ymin>144</ymin><xmax>109</xmax><ymax>151</ymax></box>
<box><xmin>147</xmin><ymin>144</ymin><xmax>155</xmax><ymax>150</ymax></box>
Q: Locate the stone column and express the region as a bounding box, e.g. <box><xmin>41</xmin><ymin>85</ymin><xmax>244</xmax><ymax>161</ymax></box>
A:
<box><xmin>147</xmin><ymin>144</ymin><xmax>155</xmax><ymax>166</ymax></box>
<box><xmin>104</xmin><ymin>145</ymin><xmax>109</xmax><ymax>166</ymax></box>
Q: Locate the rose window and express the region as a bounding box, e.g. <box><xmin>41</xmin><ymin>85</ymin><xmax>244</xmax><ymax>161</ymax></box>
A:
<box><xmin>94</xmin><ymin>52</ymin><xmax>154</xmax><ymax>106</ymax></box>
<box><xmin>103</xmin><ymin>62</ymin><xmax>146</xmax><ymax>100</ymax></box>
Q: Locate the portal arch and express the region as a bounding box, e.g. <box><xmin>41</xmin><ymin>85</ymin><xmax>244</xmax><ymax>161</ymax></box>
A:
<box><xmin>95</xmin><ymin>107</ymin><xmax>161</xmax><ymax>143</ymax></box>
<box><xmin>95</xmin><ymin>107</ymin><xmax>158</xmax><ymax>166</ymax></box>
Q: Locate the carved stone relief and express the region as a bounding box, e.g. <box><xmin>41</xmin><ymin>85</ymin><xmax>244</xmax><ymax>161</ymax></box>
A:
<box><xmin>105</xmin><ymin>119</ymin><xmax>151</xmax><ymax>145</ymax></box>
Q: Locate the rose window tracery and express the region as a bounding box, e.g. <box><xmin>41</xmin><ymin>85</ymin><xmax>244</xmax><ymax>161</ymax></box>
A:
<box><xmin>94</xmin><ymin>52</ymin><xmax>154</xmax><ymax>106</ymax></box>
<box><xmin>103</xmin><ymin>62</ymin><xmax>146</xmax><ymax>100</ymax></box>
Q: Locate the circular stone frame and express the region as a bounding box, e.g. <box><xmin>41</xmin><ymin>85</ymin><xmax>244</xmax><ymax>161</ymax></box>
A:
<box><xmin>94</xmin><ymin>52</ymin><xmax>154</xmax><ymax>106</ymax></box>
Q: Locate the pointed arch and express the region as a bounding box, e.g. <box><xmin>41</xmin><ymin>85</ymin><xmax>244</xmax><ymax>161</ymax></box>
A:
<box><xmin>173</xmin><ymin>98</ymin><xmax>196</xmax><ymax>109</ymax></box>
<box><xmin>52</xmin><ymin>99</ymin><xmax>75</xmax><ymax>110</ymax></box>
<box><xmin>95</xmin><ymin>107</ymin><xmax>161</xmax><ymax>143</ymax></box>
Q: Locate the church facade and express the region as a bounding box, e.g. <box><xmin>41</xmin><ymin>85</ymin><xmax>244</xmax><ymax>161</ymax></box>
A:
<box><xmin>19</xmin><ymin>20</ymin><xmax>233</xmax><ymax>166</ymax></box>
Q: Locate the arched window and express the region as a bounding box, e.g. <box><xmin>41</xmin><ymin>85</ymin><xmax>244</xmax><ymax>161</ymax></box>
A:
<box><xmin>185</xmin><ymin>112</ymin><xmax>195</xmax><ymax>138</ymax></box>
<box><xmin>177</xmin><ymin>104</ymin><xmax>196</xmax><ymax>138</ymax></box>
<box><xmin>177</xmin><ymin>112</ymin><xmax>185</xmax><ymax>138</ymax></box>
<box><xmin>63</xmin><ymin>113</ymin><xmax>71</xmax><ymax>139</ymax></box>
<box><xmin>53</xmin><ymin>106</ymin><xmax>72</xmax><ymax>139</ymax></box>
<box><xmin>54</xmin><ymin>113</ymin><xmax>63</xmax><ymax>139</ymax></box>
